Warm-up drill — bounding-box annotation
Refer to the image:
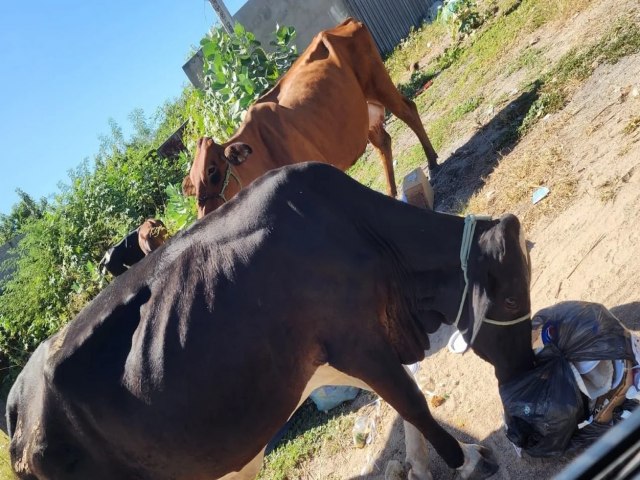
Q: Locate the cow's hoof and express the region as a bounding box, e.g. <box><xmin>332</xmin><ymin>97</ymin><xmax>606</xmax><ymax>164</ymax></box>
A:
<box><xmin>457</xmin><ymin>443</ymin><xmax>498</xmax><ymax>480</ymax></box>
<box><xmin>428</xmin><ymin>164</ymin><xmax>441</xmax><ymax>183</ymax></box>
<box><xmin>385</xmin><ymin>460</ymin><xmax>406</xmax><ymax>480</ymax></box>
<box><xmin>385</xmin><ymin>459</ymin><xmax>434</xmax><ymax>480</ymax></box>
<box><xmin>408</xmin><ymin>463</ymin><xmax>434</xmax><ymax>480</ymax></box>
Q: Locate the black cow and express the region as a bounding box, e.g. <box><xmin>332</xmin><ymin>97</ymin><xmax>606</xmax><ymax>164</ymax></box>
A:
<box><xmin>99</xmin><ymin>219</ymin><xmax>167</xmax><ymax>277</ymax></box>
<box><xmin>7</xmin><ymin>162</ymin><xmax>534</xmax><ymax>480</ymax></box>
<box><xmin>98</xmin><ymin>227</ymin><xmax>144</xmax><ymax>276</ymax></box>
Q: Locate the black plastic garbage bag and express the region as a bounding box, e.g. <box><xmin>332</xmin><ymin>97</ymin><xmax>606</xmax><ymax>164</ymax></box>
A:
<box><xmin>533</xmin><ymin>301</ymin><xmax>633</xmax><ymax>364</ymax></box>
<box><xmin>500</xmin><ymin>345</ymin><xmax>586</xmax><ymax>457</ymax></box>
<box><xmin>499</xmin><ymin>301</ymin><xmax>635</xmax><ymax>457</ymax></box>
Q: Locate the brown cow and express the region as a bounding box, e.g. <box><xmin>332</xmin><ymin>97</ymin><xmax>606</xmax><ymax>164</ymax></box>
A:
<box><xmin>137</xmin><ymin>218</ymin><xmax>168</xmax><ymax>256</ymax></box>
<box><xmin>183</xmin><ymin>18</ymin><xmax>439</xmax><ymax>218</ymax></box>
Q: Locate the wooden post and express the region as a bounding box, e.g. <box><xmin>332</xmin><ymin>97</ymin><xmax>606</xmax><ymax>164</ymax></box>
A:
<box><xmin>208</xmin><ymin>0</ymin><xmax>234</xmax><ymax>33</ymax></box>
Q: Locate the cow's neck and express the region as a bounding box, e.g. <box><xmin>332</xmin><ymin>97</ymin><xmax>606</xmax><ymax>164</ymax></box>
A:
<box><xmin>368</xmin><ymin>209</ymin><xmax>471</xmax><ymax>360</ymax></box>
<box><xmin>227</xmin><ymin>127</ymin><xmax>299</xmax><ymax>187</ymax></box>
<box><xmin>367</xmin><ymin>207</ymin><xmax>468</xmax><ymax>274</ymax></box>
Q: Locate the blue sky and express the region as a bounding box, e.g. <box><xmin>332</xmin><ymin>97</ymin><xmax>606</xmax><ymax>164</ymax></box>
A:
<box><xmin>0</xmin><ymin>0</ymin><xmax>246</xmax><ymax>215</ymax></box>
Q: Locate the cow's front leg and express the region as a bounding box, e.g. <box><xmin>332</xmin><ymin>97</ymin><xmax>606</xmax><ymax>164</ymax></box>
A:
<box><xmin>332</xmin><ymin>344</ymin><xmax>497</xmax><ymax>479</ymax></box>
<box><xmin>457</xmin><ymin>443</ymin><xmax>498</xmax><ymax>480</ymax></box>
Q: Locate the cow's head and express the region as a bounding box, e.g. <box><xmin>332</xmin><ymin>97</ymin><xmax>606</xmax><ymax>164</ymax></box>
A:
<box><xmin>182</xmin><ymin>137</ymin><xmax>252</xmax><ymax>218</ymax></box>
<box><xmin>459</xmin><ymin>214</ymin><xmax>534</xmax><ymax>385</ymax></box>
<box><xmin>138</xmin><ymin>218</ymin><xmax>168</xmax><ymax>255</ymax></box>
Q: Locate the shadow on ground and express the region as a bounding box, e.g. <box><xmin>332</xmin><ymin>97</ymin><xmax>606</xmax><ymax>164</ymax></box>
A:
<box><xmin>432</xmin><ymin>82</ymin><xmax>542</xmax><ymax>213</ymax></box>
<box><xmin>345</xmin><ymin>416</ymin><xmax>571</xmax><ymax>480</ymax></box>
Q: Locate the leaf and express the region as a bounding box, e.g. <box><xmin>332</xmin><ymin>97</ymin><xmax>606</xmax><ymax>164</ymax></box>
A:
<box><xmin>234</xmin><ymin>22</ymin><xmax>246</xmax><ymax>36</ymax></box>
<box><xmin>202</xmin><ymin>42</ymin><xmax>218</xmax><ymax>58</ymax></box>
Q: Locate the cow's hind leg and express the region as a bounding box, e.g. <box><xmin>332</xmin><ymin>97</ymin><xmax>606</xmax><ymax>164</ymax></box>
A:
<box><xmin>366</xmin><ymin>76</ymin><xmax>439</xmax><ymax>178</ymax></box>
<box><xmin>368</xmin><ymin>102</ymin><xmax>397</xmax><ymax>197</ymax></box>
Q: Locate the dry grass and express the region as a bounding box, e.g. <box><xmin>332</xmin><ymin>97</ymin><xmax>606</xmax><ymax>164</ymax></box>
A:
<box><xmin>596</xmin><ymin>179</ymin><xmax>619</xmax><ymax>203</ymax></box>
<box><xmin>595</xmin><ymin>165</ymin><xmax>637</xmax><ymax>203</ymax></box>
<box><xmin>623</xmin><ymin>116</ymin><xmax>640</xmax><ymax>135</ymax></box>
<box><xmin>465</xmin><ymin>138</ymin><xmax>577</xmax><ymax>231</ymax></box>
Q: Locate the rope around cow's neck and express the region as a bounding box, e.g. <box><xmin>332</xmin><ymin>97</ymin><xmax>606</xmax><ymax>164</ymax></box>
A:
<box><xmin>217</xmin><ymin>164</ymin><xmax>242</xmax><ymax>203</ymax></box>
<box><xmin>452</xmin><ymin>214</ymin><xmax>530</xmax><ymax>343</ymax></box>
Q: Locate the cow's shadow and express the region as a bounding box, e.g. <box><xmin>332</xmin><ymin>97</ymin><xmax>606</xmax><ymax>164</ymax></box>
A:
<box><xmin>345</xmin><ymin>415</ymin><xmax>574</xmax><ymax>480</ymax></box>
<box><xmin>430</xmin><ymin>82</ymin><xmax>542</xmax><ymax>213</ymax></box>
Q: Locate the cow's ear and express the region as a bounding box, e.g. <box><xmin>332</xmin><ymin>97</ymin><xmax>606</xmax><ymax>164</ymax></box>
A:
<box><xmin>224</xmin><ymin>143</ymin><xmax>252</xmax><ymax>165</ymax></box>
<box><xmin>182</xmin><ymin>176</ymin><xmax>195</xmax><ymax>196</ymax></box>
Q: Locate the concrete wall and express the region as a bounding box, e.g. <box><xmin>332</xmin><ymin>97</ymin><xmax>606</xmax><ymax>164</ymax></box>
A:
<box><xmin>233</xmin><ymin>0</ymin><xmax>351</xmax><ymax>53</ymax></box>
<box><xmin>182</xmin><ymin>49</ymin><xmax>205</xmax><ymax>91</ymax></box>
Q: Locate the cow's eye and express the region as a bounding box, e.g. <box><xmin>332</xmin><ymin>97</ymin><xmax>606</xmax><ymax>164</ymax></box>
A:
<box><xmin>208</xmin><ymin>167</ymin><xmax>221</xmax><ymax>185</ymax></box>
<box><xmin>505</xmin><ymin>297</ymin><xmax>518</xmax><ymax>310</ymax></box>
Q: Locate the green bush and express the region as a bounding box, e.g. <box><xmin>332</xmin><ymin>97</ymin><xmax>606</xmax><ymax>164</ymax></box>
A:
<box><xmin>161</xmin><ymin>182</ymin><xmax>197</xmax><ymax>235</ymax></box>
<box><xmin>0</xmin><ymin>107</ymin><xmax>191</xmax><ymax>387</ymax></box>
<box><xmin>439</xmin><ymin>0</ymin><xmax>483</xmax><ymax>40</ymax></box>
<box><xmin>0</xmin><ymin>190</ymin><xmax>47</xmax><ymax>245</ymax></box>
<box><xmin>0</xmin><ymin>23</ymin><xmax>299</xmax><ymax>391</ymax></box>
<box><xmin>197</xmin><ymin>23</ymin><xmax>298</xmax><ymax>141</ymax></box>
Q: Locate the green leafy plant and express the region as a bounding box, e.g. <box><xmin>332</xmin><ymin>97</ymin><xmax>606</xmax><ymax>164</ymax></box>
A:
<box><xmin>439</xmin><ymin>0</ymin><xmax>483</xmax><ymax>40</ymax></box>
<box><xmin>436</xmin><ymin>45</ymin><xmax>464</xmax><ymax>70</ymax></box>
<box><xmin>199</xmin><ymin>23</ymin><xmax>298</xmax><ymax>141</ymax></box>
<box><xmin>161</xmin><ymin>180</ymin><xmax>197</xmax><ymax>235</ymax></box>
<box><xmin>0</xmin><ymin>107</ymin><xmax>191</xmax><ymax>384</ymax></box>
<box><xmin>397</xmin><ymin>70</ymin><xmax>437</xmax><ymax>99</ymax></box>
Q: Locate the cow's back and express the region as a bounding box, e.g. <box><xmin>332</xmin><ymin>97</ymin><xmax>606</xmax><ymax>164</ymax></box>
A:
<box><xmin>241</xmin><ymin>19</ymin><xmax>383</xmax><ymax>172</ymax></box>
<box><xmin>276</xmin><ymin>18</ymin><xmax>382</xmax><ymax>102</ymax></box>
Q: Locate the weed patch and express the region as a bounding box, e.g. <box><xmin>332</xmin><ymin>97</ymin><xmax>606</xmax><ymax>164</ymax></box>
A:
<box><xmin>436</xmin><ymin>45</ymin><xmax>464</xmax><ymax>71</ymax></box>
<box><xmin>519</xmin><ymin>19</ymin><xmax>640</xmax><ymax>135</ymax></box>
<box><xmin>506</xmin><ymin>47</ymin><xmax>543</xmax><ymax>75</ymax></box>
<box><xmin>397</xmin><ymin>71</ymin><xmax>438</xmax><ymax>99</ymax></box>
<box><xmin>385</xmin><ymin>22</ymin><xmax>449</xmax><ymax>84</ymax></box>
<box><xmin>0</xmin><ymin>430</ymin><xmax>13</xmax><ymax>480</ymax></box>
<box><xmin>257</xmin><ymin>401</ymin><xmax>359</xmax><ymax>480</ymax></box>
<box><xmin>453</xmin><ymin>96</ymin><xmax>483</xmax><ymax>117</ymax></box>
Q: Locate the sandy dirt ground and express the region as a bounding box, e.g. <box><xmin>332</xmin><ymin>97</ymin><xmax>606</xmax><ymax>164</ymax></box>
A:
<box><xmin>304</xmin><ymin>2</ymin><xmax>640</xmax><ymax>479</ymax></box>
